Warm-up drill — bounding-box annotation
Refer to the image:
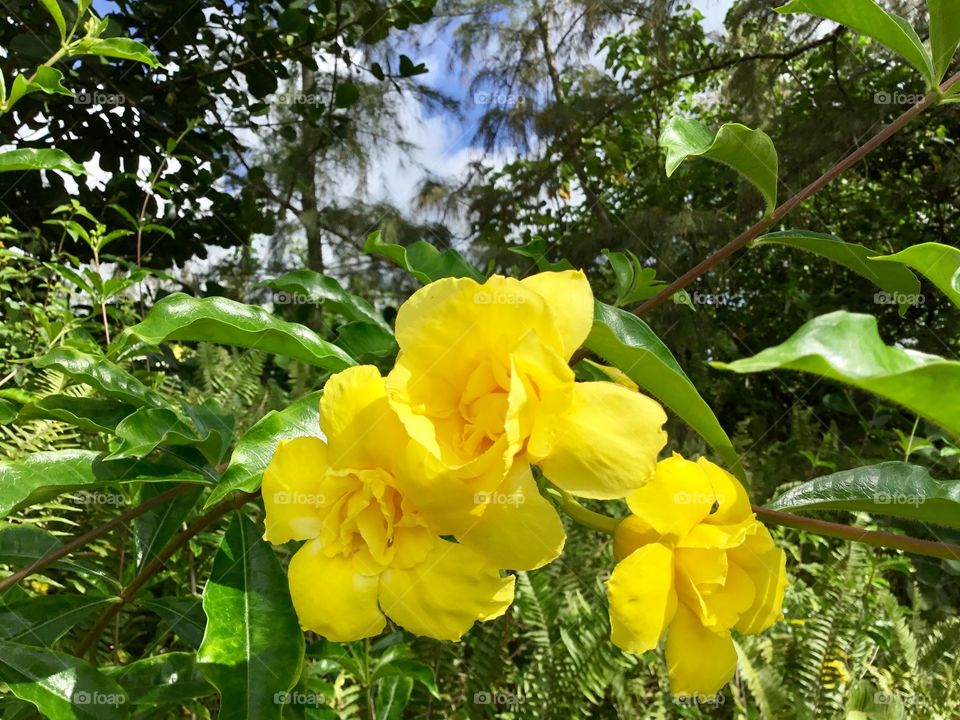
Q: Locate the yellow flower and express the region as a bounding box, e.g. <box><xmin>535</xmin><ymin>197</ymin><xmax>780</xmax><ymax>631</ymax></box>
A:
<box><xmin>385</xmin><ymin>270</ymin><xmax>668</xmax><ymax>570</ymax></box>
<box><xmin>606</xmin><ymin>454</ymin><xmax>787</xmax><ymax>696</ymax></box>
<box><xmin>262</xmin><ymin>365</ymin><xmax>515</xmax><ymax>642</ymax></box>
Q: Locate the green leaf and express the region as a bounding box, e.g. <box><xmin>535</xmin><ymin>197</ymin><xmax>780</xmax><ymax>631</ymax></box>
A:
<box><xmin>261</xmin><ymin>270</ymin><xmax>390</xmax><ymax>330</ymax></box>
<box><xmin>104</xmin><ymin>652</ymin><xmax>214</xmax><ymax>705</ymax></box>
<box><xmin>0</xmin><ymin>449</ymin><xmax>205</xmax><ymax>518</ymax></box>
<box><xmin>768</xmin><ymin>462</ymin><xmax>960</xmax><ymax>529</ymax></box>
<box><xmin>139</xmin><ymin>597</ymin><xmax>206</xmax><ymax>649</ymax></box>
<box><xmin>508</xmin><ymin>237</ymin><xmax>575</xmax><ymax>272</ymax></box>
<box><xmin>0</xmin><ymin>398</ymin><xmax>18</xmax><ymax>424</ymax></box>
<box><xmin>712</xmin><ymin>311</ymin><xmax>960</xmax><ymax>439</ymax></box>
<box><xmin>871</xmin><ymin>242</ymin><xmax>960</xmax><ymax>308</ymax></box>
<box><xmin>7</xmin><ymin>67</ymin><xmax>73</xmax><ymax>108</ymax></box>
<box><xmin>929</xmin><ymin>0</ymin><xmax>960</xmax><ymax>82</ymax></box>
<box><xmin>40</xmin><ymin>0</ymin><xmax>67</xmax><ymax>41</ymax></box>
<box><xmin>335</xmin><ymin>322</ymin><xmax>398</xmax><ymax>358</ymax></box>
<box><xmin>0</xmin><ymin>526</ymin><xmax>111</xmax><ymax>585</ymax></box>
<box><xmin>373</xmin><ymin>660</ymin><xmax>439</xmax><ymax>699</ymax></box>
<box><xmin>133</xmin><ymin>483</ymin><xmax>203</xmax><ymax>569</ymax></box>
<box><xmin>35</xmin><ymin>347</ymin><xmax>173</xmax><ymax>409</ymax></box>
<box><xmin>70</xmin><ymin>37</ymin><xmax>160</xmax><ymax>67</ymax></box>
<box><xmin>206</xmin><ymin>391</ymin><xmax>322</xmax><ymax>506</ymax></box>
<box><xmin>751</xmin><ymin>230</ymin><xmax>922</xmax><ymax>314</ymax></box>
<box><xmin>197</xmin><ymin>514</ymin><xmax>305</xmax><ymax>720</ymax></box>
<box><xmin>374</xmin><ymin>677</ymin><xmax>413</xmax><ymax>720</ymax></box>
<box><xmin>363</xmin><ymin>230</ymin><xmax>484</xmax><ymax>284</ymax></box>
<box><xmin>0</xmin><ymin>595</ymin><xmax>116</xmax><ymax>646</ymax></box>
<box><xmin>603</xmin><ymin>249</ymin><xmax>667</xmax><ymax>306</ymax></box>
<box><xmin>0</xmin><ymin>148</ymin><xmax>84</xmax><ymax>175</ymax></box>
<box><xmin>108</xmin><ymin>406</ymin><xmax>227</xmax><ymax>464</ymax></box>
<box><xmin>0</xmin><ymin>640</ymin><xmax>128</xmax><ymax>719</ymax></box>
<box><xmin>119</xmin><ymin>293</ymin><xmax>355</xmax><ymax>371</ymax></box>
<box><xmin>18</xmin><ymin>396</ymin><xmax>136</xmax><ymax>434</ymax></box>
<box><xmin>660</xmin><ymin>116</ymin><xmax>778</xmax><ymax>216</ymax></box>
<box><xmin>776</xmin><ymin>0</ymin><xmax>936</xmax><ymax>87</ymax></box>
<box><xmin>334</xmin><ymin>81</ymin><xmax>360</xmax><ymax>108</ymax></box>
<box><xmin>585</xmin><ymin>302</ymin><xmax>744</xmax><ymax>478</ymax></box>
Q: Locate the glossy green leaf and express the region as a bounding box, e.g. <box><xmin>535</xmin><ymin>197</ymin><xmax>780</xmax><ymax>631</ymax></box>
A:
<box><xmin>603</xmin><ymin>249</ymin><xmax>667</xmax><ymax>306</ymax></box>
<box><xmin>373</xmin><ymin>660</ymin><xmax>440</xmax><ymax>699</ymax></box>
<box><xmin>35</xmin><ymin>347</ymin><xmax>173</xmax><ymax>409</ymax></box>
<box><xmin>0</xmin><ymin>148</ymin><xmax>84</xmax><ymax>175</ymax></box>
<box><xmin>18</xmin><ymin>396</ymin><xmax>136</xmax><ymax>434</ymax></box>
<box><xmin>70</xmin><ymin>37</ymin><xmax>160</xmax><ymax>67</ymax></box>
<box><xmin>335</xmin><ymin>322</ymin><xmax>398</xmax><ymax>358</ymax></box>
<box><xmin>713</xmin><ymin>311</ymin><xmax>960</xmax><ymax>438</ymax></box>
<box><xmin>108</xmin><ymin>406</ymin><xmax>227</xmax><ymax>464</ymax></box>
<box><xmin>375</xmin><ymin>676</ymin><xmax>413</xmax><ymax>720</ymax></box>
<box><xmin>133</xmin><ymin>483</ymin><xmax>203</xmax><ymax>569</ymax></box>
<box><xmin>206</xmin><ymin>391</ymin><xmax>322</xmax><ymax>507</ymax></box>
<box><xmin>139</xmin><ymin>597</ymin><xmax>206</xmax><ymax>649</ymax></box>
<box><xmin>0</xmin><ymin>449</ymin><xmax>206</xmax><ymax>518</ymax></box>
<box><xmin>660</xmin><ymin>116</ymin><xmax>778</xmax><ymax>216</ymax></box>
<box><xmin>0</xmin><ymin>398</ymin><xmax>18</xmax><ymax>424</ymax></box>
<box><xmin>768</xmin><ymin>462</ymin><xmax>960</xmax><ymax>529</ymax></box>
<box><xmin>585</xmin><ymin>301</ymin><xmax>744</xmax><ymax>478</ymax></box>
<box><xmin>104</xmin><ymin>652</ymin><xmax>214</xmax><ymax>705</ymax></box>
<box><xmin>7</xmin><ymin>67</ymin><xmax>73</xmax><ymax>108</ymax></box>
<box><xmin>363</xmin><ymin>230</ymin><xmax>484</xmax><ymax>284</ymax></box>
<box><xmin>40</xmin><ymin>0</ymin><xmax>67</xmax><ymax>41</ymax></box>
<box><xmin>871</xmin><ymin>242</ymin><xmax>960</xmax><ymax>308</ymax></box>
<box><xmin>0</xmin><ymin>526</ymin><xmax>112</xmax><ymax>586</ymax></box>
<box><xmin>776</xmin><ymin>0</ymin><xmax>936</xmax><ymax>87</ymax></box>
<box><xmin>751</xmin><ymin>230</ymin><xmax>921</xmax><ymax>314</ymax></box>
<box><xmin>197</xmin><ymin>514</ymin><xmax>304</xmax><ymax>720</ymax></box>
<box><xmin>120</xmin><ymin>293</ymin><xmax>355</xmax><ymax>371</ymax></box>
<box><xmin>930</xmin><ymin>0</ymin><xmax>960</xmax><ymax>82</ymax></box>
<box><xmin>508</xmin><ymin>237</ymin><xmax>575</xmax><ymax>272</ymax></box>
<box><xmin>261</xmin><ymin>270</ymin><xmax>390</xmax><ymax>329</ymax></box>
<box><xmin>0</xmin><ymin>641</ymin><xmax>128</xmax><ymax>719</ymax></box>
<box><xmin>0</xmin><ymin>595</ymin><xmax>116</xmax><ymax>646</ymax></box>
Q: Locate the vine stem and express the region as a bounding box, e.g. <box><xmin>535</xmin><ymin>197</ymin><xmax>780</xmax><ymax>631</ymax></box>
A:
<box><xmin>632</xmin><ymin>69</ymin><xmax>960</xmax><ymax>317</ymax></box>
<box><xmin>753</xmin><ymin>505</ymin><xmax>960</xmax><ymax>561</ymax></box>
<box><xmin>0</xmin><ymin>482</ymin><xmax>195</xmax><ymax>593</ymax></box>
<box><xmin>551</xmin><ymin>487</ymin><xmax>620</xmax><ymax>535</ymax></box>
<box><xmin>74</xmin><ymin>490</ymin><xmax>257</xmax><ymax>659</ymax></box>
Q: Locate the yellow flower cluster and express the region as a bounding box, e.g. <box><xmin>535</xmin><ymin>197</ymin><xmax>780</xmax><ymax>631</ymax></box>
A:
<box><xmin>262</xmin><ymin>270</ymin><xmax>786</xmax><ymax>694</ymax></box>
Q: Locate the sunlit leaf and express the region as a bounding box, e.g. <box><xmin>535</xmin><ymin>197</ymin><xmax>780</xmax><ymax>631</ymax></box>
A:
<box><xmin>871</xmin><ymin>242</ymin><xmax>960</xmax><ymax>308</ymax></box>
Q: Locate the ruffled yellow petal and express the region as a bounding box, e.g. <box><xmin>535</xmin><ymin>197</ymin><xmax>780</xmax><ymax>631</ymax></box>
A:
<box><xmin>520</xmin><ymin>270</ymin><xmax>594</xmax><ymax>359</ymax></box>
<box><xmin>665</xmin><ymin>605</ymin><xmax>737</xmax><ymax>696</ymax></box>
<box><xmin>607</xmin><ymin>542</ymin><xmax>677</xmax><ymax>654</ymax></box>
<box><xmin>696</xmin><ymin>457</ymin><xmax>752</xmax><ymax>526</ymax></box>
<box><xmin>537</xmin><ymin>381</ymin><xmax>667</xmax><ymax>499</ymax></box>
<box><xmin>457</xmin><ymin>462</ymin><xmax>565</xmax><ymax>570</ymax></box>
<box><xmin>287</xmin><ymin>538</ymin><xmax>385</xmax><ymax>641</ymax></box>
<box><xmin>677</xmin><ymin>560</ymin><xmax>755</xmax><ymax>630</ymax></box>
<box><xmin>626</xmin><ymin>454</ymin><xmax>716</xmax><ymax>541</ymax></box>
<box><xmin>320</xmin><ymin>365</ymin><xmax>406</xmax><ymax>470</ymax></box>
<box><xmin>378</xmin><ymin>540</ymin><xmax>515</xmax><ymax>641</ymax></box>
<box><xmin>262</xmin><ymin>437</ymin><xmax>328</xmax><ymax>544</ymax></box>
<box><xmin>613</xmin><ymin>515</ymin><xmax>661</xmax><ymax>561</ymax></box>
<box><xmin>731</xmin><ymin>523</ymin><xmax>788</xmax><ymax>634</ymax></box>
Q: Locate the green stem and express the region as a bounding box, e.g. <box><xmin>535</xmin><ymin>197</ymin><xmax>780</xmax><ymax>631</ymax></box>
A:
<box><xmin>551</xmin><ymin>488</ymin><xmax>620</xmax><ymax>535</ymax></box>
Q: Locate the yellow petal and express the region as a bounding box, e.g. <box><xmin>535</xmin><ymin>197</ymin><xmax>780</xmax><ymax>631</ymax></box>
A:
<box><xmin>538</xmin><ymin>381</ymin><xmax>667</xmax><ymax>499</ymax></box>
<box><xmin>665</xmin><ymin>605</ymin><xmax>737</xmax><ymax>696</ymax></box>
<box><xmin>731</xmin><ymin>523</ymin><xmax>788</xmax><ymax>634</ymax></box>
<box><xmin>696</xmin><ymin>457</ymin><xmax>753</xmax><ymax>526</ymax></box>
<box><xmin>457</xmin><ymin>462</ymin><xmax>565</xmax><ymax>570</ymax></box>
<box><xmin>678</xmin><ymin>517</ymin><xmax>755</xmax><ymax>550</ymax></box>
<box><xmin>520</xmin><ymin>270</ymin><xmax>594</xmax><ymax>359</ymax></box>
<box><xmin>287</xmin><ymin>538</ymin><xmax>385</xmax><ymax>641</ymax></box>
<box><xmin>613</xmin><ymin>515</ymin><xmax>661</xmax><ymax>562</ymax></box>
<box><xmin>626</xmin><ymin>454</ymin><xmax>716</xmax><ymax>541</ymax></box>
<box><xmin>677</xmin><ymin>560</ymin><xmax>755</xmax><ymax>630</ymax></box>
<box><xmin>320</xmin><ymin>365</ymin><xmax>406</xmax><ymax>470</ymax></box>
<box><xmin>262</xmin><ymin>437</ymin><xmax>328</xmax><ymax>544</ymax></box>
<box><xmin>607</xmin><ymin>543</ymin><xmax>677</xmax><ymax>654</ymax></box>
<box><xmin>379</xmin><ymin>540</ymin><xmax>515</xmax><ymax>641</ymax></box>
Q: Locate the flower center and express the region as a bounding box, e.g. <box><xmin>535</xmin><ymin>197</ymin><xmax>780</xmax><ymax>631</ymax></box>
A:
<box><xmin>317</xmin><ymin>468</ymin><xmax>431</xmax><ymax>572</ymax></box>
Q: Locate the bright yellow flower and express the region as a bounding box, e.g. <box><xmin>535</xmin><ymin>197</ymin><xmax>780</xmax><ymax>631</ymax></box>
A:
<box><xmin>385</xmin><ymin>270</ymin><xmax>668</xmax><ymax>570</ymax></box>
<box><xmin>606</xmin><ymin>454</ymin><xmax>787</xmax><ymax>696</ymax></box>
<box><xmin>262</xmin><ymin>365</ymin><xmax>515</xmax><ymax>642</ymax></box>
